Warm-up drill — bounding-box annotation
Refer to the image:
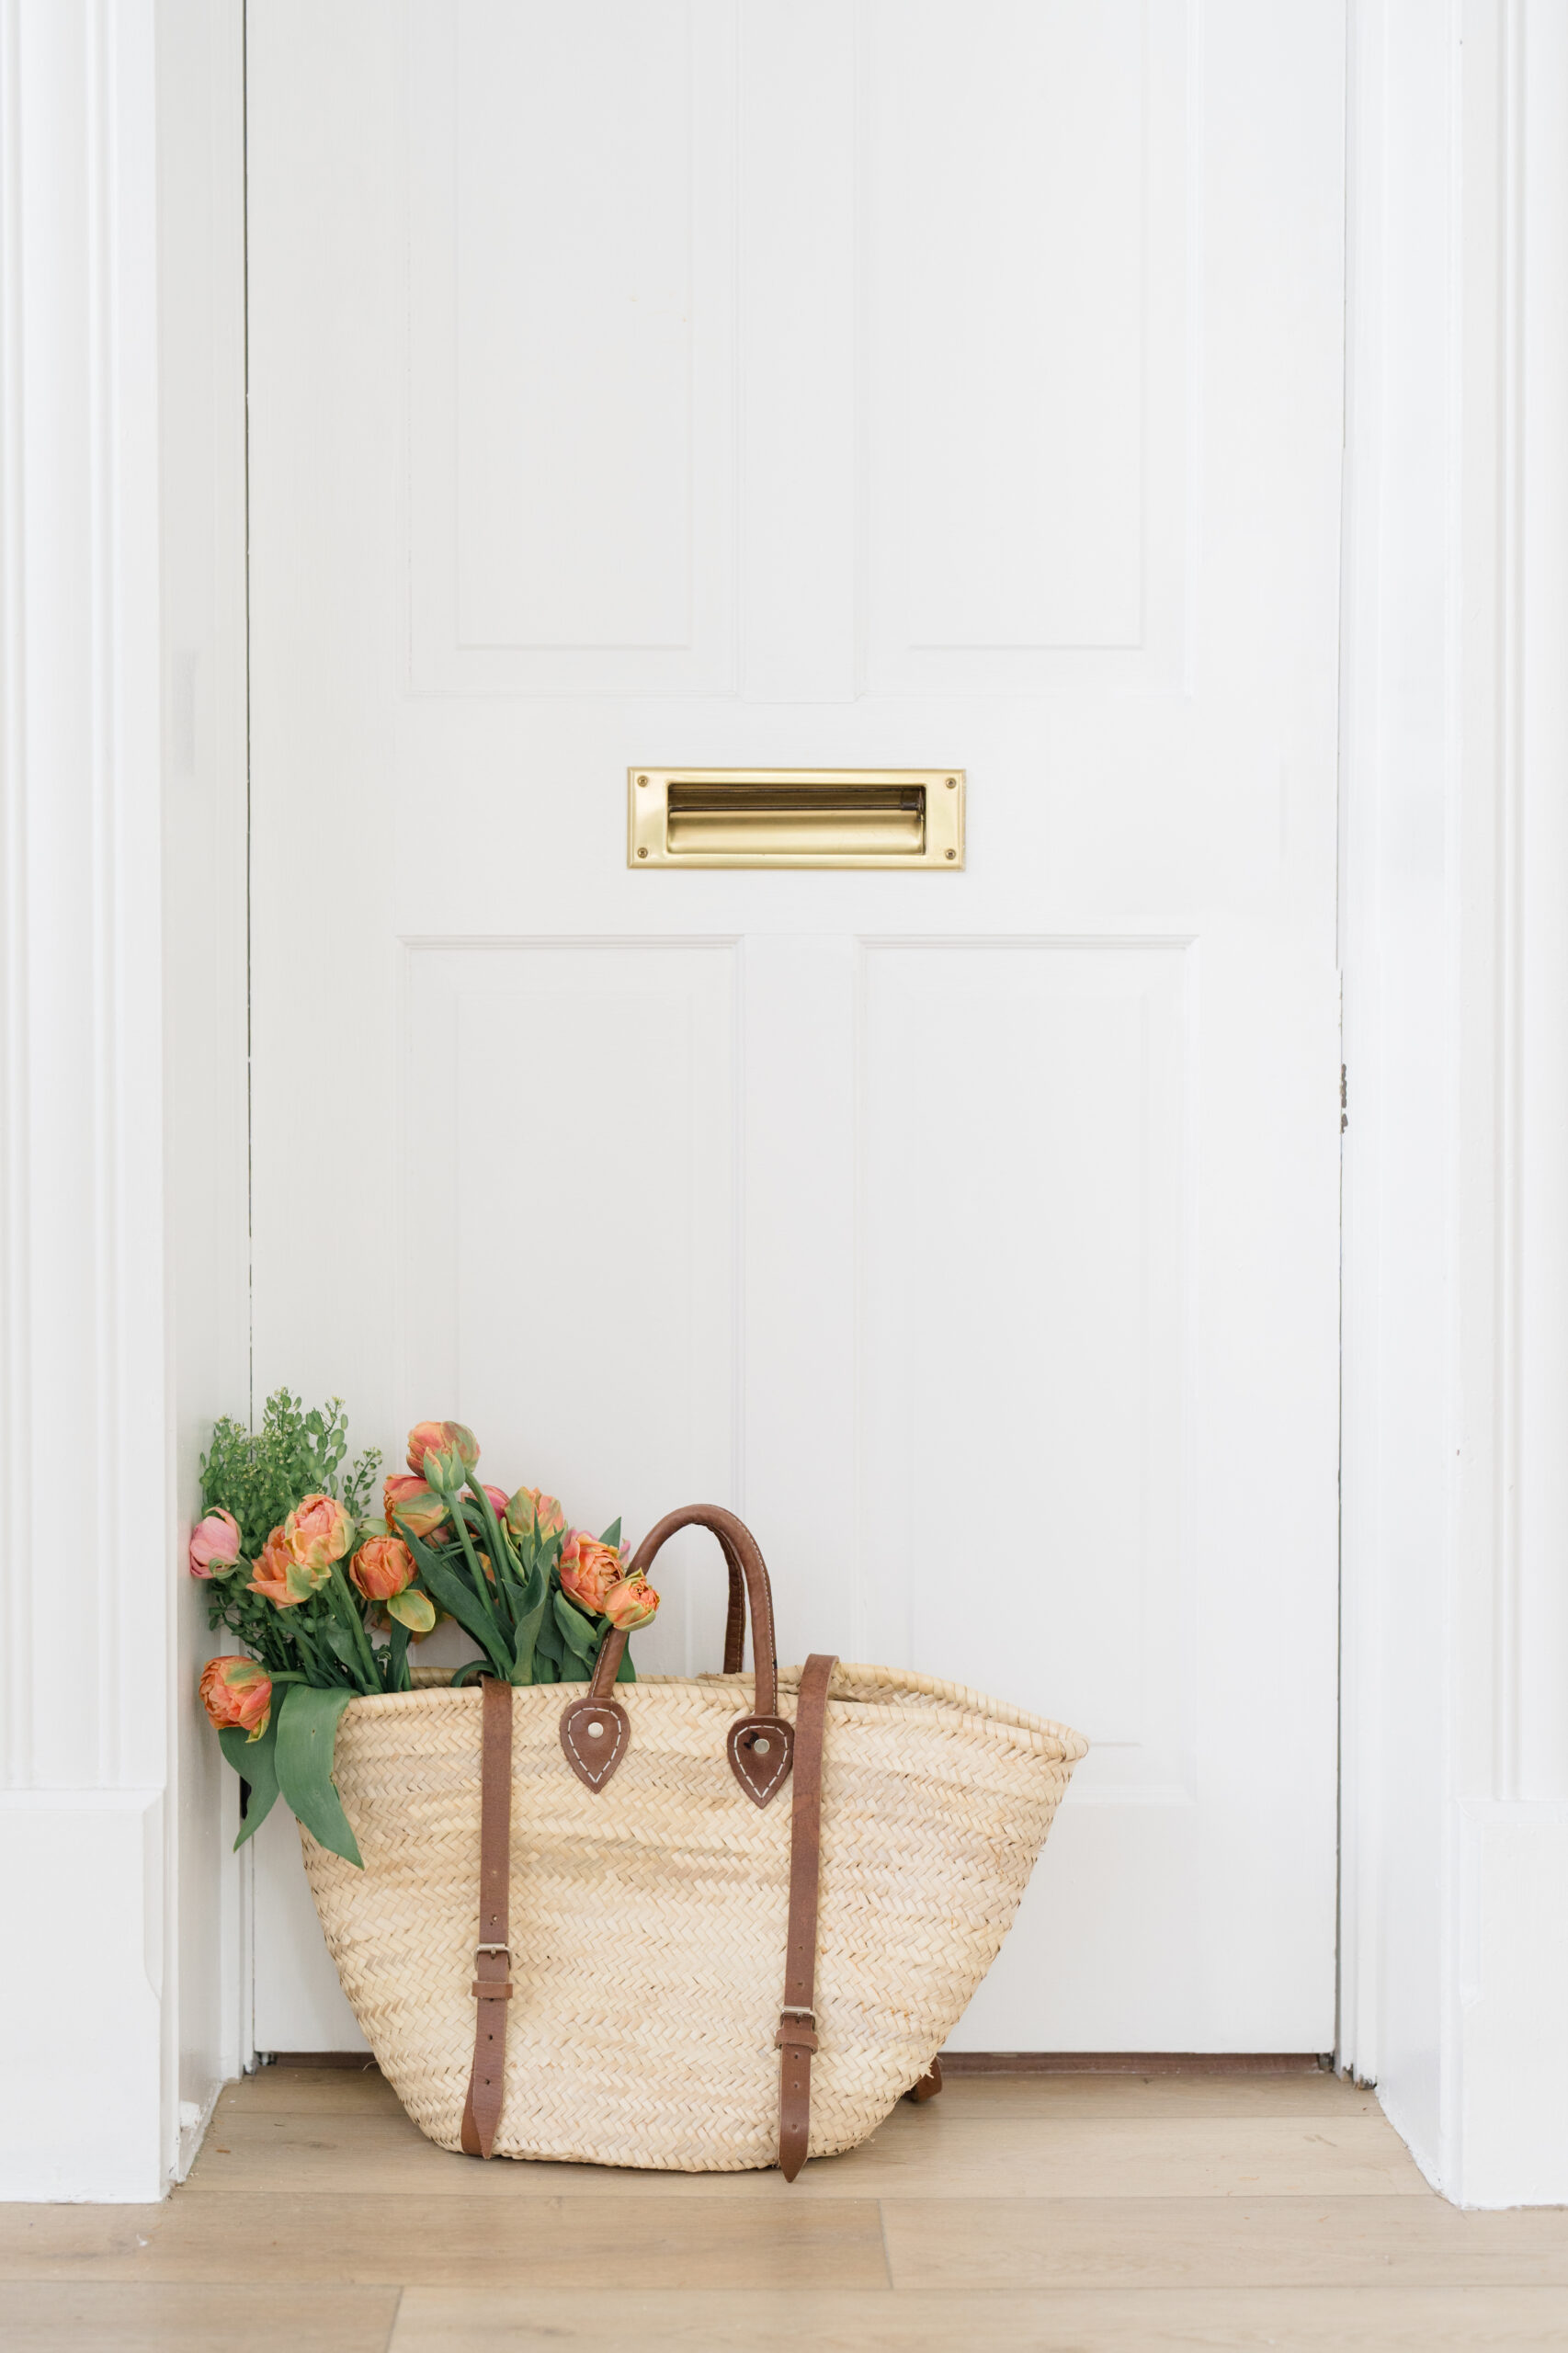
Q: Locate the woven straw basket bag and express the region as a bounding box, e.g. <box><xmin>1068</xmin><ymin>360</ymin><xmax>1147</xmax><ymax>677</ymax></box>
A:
<box><xmin>301</xmin><ymin>1505</ymin><xmax>1086</xmax><ymax>2176</ymax></box>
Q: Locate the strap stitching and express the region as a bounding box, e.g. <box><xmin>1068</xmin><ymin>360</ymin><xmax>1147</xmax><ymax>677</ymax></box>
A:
<box><xmin>563</xmin><ymin>1702</ymin><xmax>625</xmax><ymax>1788</ymax></box>
<box><xmin>730</xmin><ymin>1719</ymin><xmax>792</xmax><ymax>1802</ymax></box>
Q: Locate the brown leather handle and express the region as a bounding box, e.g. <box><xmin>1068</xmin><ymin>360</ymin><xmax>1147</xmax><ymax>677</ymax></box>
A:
<box><xmin>587</xmin><ymin>1505</ymin><xmax>779</xmax><ymax>1714</ymax></box>
<box><xmin>562</xmin><ymin>1506</ymin><xmax>791</xmax><ymax>1804</ymax></box>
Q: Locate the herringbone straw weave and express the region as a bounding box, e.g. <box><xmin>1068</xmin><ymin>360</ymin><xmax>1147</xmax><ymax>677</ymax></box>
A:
<box><xmin>301</xmin><ymin>1663</ymin><xmax>1086</xmax><ymax>2170</ymax></box>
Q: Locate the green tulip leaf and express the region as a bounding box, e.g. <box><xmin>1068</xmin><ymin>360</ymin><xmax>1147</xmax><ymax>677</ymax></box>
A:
<box><xmin>387</xmin><ymin>1587</ymin><xmax>436</xmax><ymax>1634</ymax></box>
<box><xmin>275</xmin><ymin>1684</ymin><xmax>362</xmax><ymax>1868</ymax></box>
<box><xmin>615</xmin><ymin>1643</ymin><xmax>637</xmax><ymax>1685</ymax></box>
<box><xmin>220</xmin><ymin>1717</ymin><xmax>279</xmax><ymax>1850</ymax></box>
<box><xmin>508</xmin><ymin>1589</ymin><xmax>550</xmax><ymax>1685</ymax></box>
<box><xmin>451</xmin><ymin>1656</ymin><xmax>492</xmax><ymax>1688</ymax></box>
<box><xmin>401</xmin><ymin>1528</ymin><xmax>512</xmax><ymax>1677</ymax></box>
<box><xmin>554</xmin><ymin>1590</ymin><xmax>600</xmax><ymax>1663</ymax></box>
<box><xmin>598</xmin><ymin>1518</ymin><xmax>622</xmax><ymax>1551</ymax></box>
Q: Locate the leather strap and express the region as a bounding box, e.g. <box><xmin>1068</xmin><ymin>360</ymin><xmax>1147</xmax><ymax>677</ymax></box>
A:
<box><xmin>776</xmin><ymin>1651</ymin><xmax>836</xmax><ymax>2181</ymax></box>
<box><xmin>460</xmin><ymin>1675</ymin><xmax>513</xmax><ymax>2158</ymax></box>
<box><xmin>589</xmin><ymin>1505</ymin><xmax>780</xmax><ymax>1714</ymax></box>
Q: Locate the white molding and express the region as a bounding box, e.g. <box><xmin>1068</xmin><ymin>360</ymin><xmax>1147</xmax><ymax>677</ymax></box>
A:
<box><xmin>0</xmin><ymin>0</ymin><xmax>173</xmax><ymax>2200</ymax></box>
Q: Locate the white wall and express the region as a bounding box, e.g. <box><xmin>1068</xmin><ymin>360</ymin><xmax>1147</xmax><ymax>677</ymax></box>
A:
<box><xmin>1340</xmin><ymin>0</ymin><xmax>1568</xmax><ymax>2207</ymax></box>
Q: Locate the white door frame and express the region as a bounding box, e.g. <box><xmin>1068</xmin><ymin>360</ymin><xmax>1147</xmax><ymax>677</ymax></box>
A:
<box><xmin>1338</xmin><ymin>0</ymin><xmax>1568</xmax><ymax>2205</ymax></box>
<box><xmin>2</xmin><ymin>0</ymin><xmax>1565</xmax><ymax>2204</ymax></box>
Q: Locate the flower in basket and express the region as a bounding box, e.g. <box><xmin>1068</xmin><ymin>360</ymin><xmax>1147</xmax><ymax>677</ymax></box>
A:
<box><xmin>199</xmin><ymin>1654</ymin><xmax>273</xmax><ymax>1741</ymax></box>
<box><xmin>284</xmin><ymin>1492</ymin><xmax>355</xmax><ymax>1570</ymax></box>
<box><xmin>506</xmin><ymin>1484</ymin><xmax>566</xmax><ymax>1542</ymax></box>
<box><xmin>248</xmin><ymin>1522</ymin><xmax>330</xmax><ymax>1608</ymax></box>
<box><xmin>348</xmin><ymin>1531</ymin><xmax>437</xmax><ymax>1633</ymax></box>
<box><xmin>406</xmin><ymin>1419</ymin><xmax>480</xmax><ymax>1489</ymax></box>
<box><xmin>384</xmin><ymin>1473</ymin><xmax>448</xmax><ymax>1540</ymax></box>
<box><xmin>559</xmin><ymin>1530</ymin><xmax>622</xmax><ymax>1613</ymax></box>
<box><xmin>187</xmin><ymin>1506</ymin><xmax>243</xmax><ymax>1579</ymax></box>
<box><xmin>602</xmin><ymin>1572</ymin><xmax>660</xmax><ymax>1631</ymax></box>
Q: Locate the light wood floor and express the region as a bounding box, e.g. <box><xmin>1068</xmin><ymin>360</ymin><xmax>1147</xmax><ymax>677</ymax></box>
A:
<box><xmin>5</xmin><ymin>2063</ymin><xmax>1568</xmax><ymax>2350</ymax></box>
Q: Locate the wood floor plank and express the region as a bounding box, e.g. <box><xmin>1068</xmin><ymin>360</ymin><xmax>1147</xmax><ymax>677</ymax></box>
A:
<box><xmin>881</xmin><ymin>2195</ymin><xmax>1568</xmax><ymax>2290</ymax></box>
<box><xmin>183</xmin><ymin>2105</ymin><xmax>1426</xmax><ymax>2200</ymax></box>
<box><xmin>0</xmin><ymin>2282</ymin><xmax>399</xmax><ymax>2352</ymax></box>
<box><xmin>382</xmin><ymin>2283</ymin><xmax>1568</xmax><ymax>2350</ymax></box>
<box><xmin>213</xmin><ymin>2066</ymin><xmax>393</xmax><ymax>2117</ymax></box>
<box><xmin>0</xmin><ymin>2193</ymin><xmax>887</xmax><ymax>2290</ymax></box>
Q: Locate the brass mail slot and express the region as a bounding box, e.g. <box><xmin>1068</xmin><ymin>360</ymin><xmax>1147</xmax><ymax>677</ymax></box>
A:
<box><xmin>629</xmin><ymin>768</ymin><xmax>965</xmax><ymax>869</ymax></box>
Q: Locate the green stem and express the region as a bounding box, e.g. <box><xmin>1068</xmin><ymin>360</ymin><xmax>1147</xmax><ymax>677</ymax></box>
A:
<box><xmin>327</xmin><ymin>1563</ymin><xmax>381</xmax><ymax>1692</ymax></box>
<box><xmin>449</xmin><ymin>1500</ymin><xmax>504</xmax><ymax>1636</ymax></box>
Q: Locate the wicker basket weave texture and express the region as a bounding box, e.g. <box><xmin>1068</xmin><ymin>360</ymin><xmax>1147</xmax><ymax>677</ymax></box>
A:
<box><xmin>301</xmin><ymin>1663</ymin><xmax>1086</xmax><ymax>2172</ymax></box>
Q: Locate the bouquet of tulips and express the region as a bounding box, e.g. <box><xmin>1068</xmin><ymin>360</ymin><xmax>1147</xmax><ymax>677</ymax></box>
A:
<box><xmin>191</xmin><ymin>1393</ymin><xmax>658</xmax><ymax>1866</ymax></box>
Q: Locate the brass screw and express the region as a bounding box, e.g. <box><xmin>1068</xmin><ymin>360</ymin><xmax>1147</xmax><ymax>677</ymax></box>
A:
<box><xmin>637</xmin><ymin>775</ymin><xmax>648</xmax><ymax>786</ymax></box>
<box><xmin>946</xmin><ymin>777</ymin><xmax>957</xmax><ymax>788</ymax></box>
<box><xmin>637</xmin><ymin>847</ymin><xmax>649</xmax><ymax>858</ymax></box>
<box><xmin>945</xmin><ymin>848</ymin><xmax>956</xmax><ymax>860</ymax></box>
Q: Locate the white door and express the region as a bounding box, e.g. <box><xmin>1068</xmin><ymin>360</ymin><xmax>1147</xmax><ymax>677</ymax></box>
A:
<box><xmin>245</xmin><ymin>0</ymin><xmax>1345</xmax><ymax>2056</ymax></box>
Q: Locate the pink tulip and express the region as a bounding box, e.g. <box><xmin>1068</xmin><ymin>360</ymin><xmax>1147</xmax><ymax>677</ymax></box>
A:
<box><xmin>506</xmin><ymin>1485</ymin><xmax>566</xmax><ymax>1542</ymax></box>
<box><xmin>283</xmin><ymin>1493</ymin><xmax>354</xmax><ymax>1573</ymax></box>
<box><xmin>405</xmin><ymin>1419</ymin><xmax>480</xmax><ymax>1485</ymax></box>
<box><xmin>560</xmin><ymin>1532</ymin><xmax>626</xmax><ymax>1617</ymax></box>
<box><xmin>188</xmin><ymin>1507</ymin><xmax>242</xmax><ymax>1580</ymax></box>
<box><xmin>349</xmin><ymin>1533</ymin><xmax>415</xmax><ymax>1602</ymax></box>
<box><xmin>601</xmin><ymin>1574</ymin><xmax>660</xmax><ymax>1632</ymax></box>
<box><xmin>384</xmin><ymin>1475</ymin><xmax>448</xmax><ymax>1540</ymax></box>
<box><xmin>199</xmin><ymin>1654</ymin><xmax>272</xmax><ymax>1741</ymax></box>
<box><xmin>481</xmin><ymin>1484</ymin><xmax>510</xmax><ymax>1520</ymax></box>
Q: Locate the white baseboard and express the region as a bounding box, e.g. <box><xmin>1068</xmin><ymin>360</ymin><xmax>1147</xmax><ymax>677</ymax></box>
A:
<box><xmin>0</xmin><ymin>1795</ymin><xmax>166</xmax><ymax>2202</ymax></box>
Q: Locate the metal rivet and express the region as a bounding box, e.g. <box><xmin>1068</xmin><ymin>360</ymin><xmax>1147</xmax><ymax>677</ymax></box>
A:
<box><xmin>754</xmin><ymin>1736</ymin><xmax>770</xmax><ymax>1755</ymax></box>
<box><xmin>587</xmin><ymin>1720</ymin><xmax>605</xmax><ymax>1737</ymax></box>
<box><xmin>637</xmin><ymin>775</ymin><xmax>648</xmax><ymax>786</ymax></box>
<box><xmin>946</xmin><ymin>777</ymin><xmax>957</xmax><ymax>788</ymax></box>
<box><xmin>637</xmin><ymin>847</ymin><xmax>648</xmax><ymax>858</ymax></box>
<box><xmin>945</xmin><ymin>847</ymin><xmax>956</xmax><ymax>859</ymax></box>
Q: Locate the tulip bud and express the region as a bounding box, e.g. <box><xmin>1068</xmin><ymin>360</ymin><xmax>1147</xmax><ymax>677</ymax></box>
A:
<box><xmin>383</xmin><ymin>1475</ymin><xmax>449</xmax><ymax>1541</ymax></box>
<box><xmin>188</xmin><ymin>1507</ymin><xmax>243</xmax><ymax>1580</ymax></box>
<box><xmin>199</xmin><ymin>1654</ymin><xmax>273</xmax><ymax>1741</ymax></box>
<box><xmin>405</xmin><ymin>1419</ymin><xmax>480</xmax><ymax>1488</ymax></box>
<box><xmin>506</xmin><ymin>1484</ymin><xmax>565</xmax><ymax>1542</ymax></box>
<box><xmin>601</xmin><ymin>1574</ymin><xmax>660</xmax><ymax>1632</ymax></box>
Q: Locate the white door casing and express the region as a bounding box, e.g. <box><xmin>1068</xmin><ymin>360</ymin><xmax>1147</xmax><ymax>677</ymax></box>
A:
<box><xmin>245</xmin><ymin>0</ymin><xmax>1345</xmax><ymax>2054</ymax></box>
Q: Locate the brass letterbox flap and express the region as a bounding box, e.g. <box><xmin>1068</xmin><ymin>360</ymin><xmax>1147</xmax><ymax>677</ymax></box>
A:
<box><xmin>629</xmin><ymin>768</ymin><xmax>965</xmax><ymax>869</ymax></box>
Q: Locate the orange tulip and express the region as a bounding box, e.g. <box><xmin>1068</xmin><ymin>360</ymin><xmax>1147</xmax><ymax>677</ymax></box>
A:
<box><xmin>601</xmin><ymin>1574</ymin><xmax>660</xmax><ymax>1632</ymax></box>
<box><xmin>349</xmin><ymin>1533</ymin><xmax>415</xmax><ymax>1602</ymax></box>
<box><xmin>405</xmin><ymin>1419</ymin><xmax>479</xmax><ymax>1485</ymax></box>
<box><xmin>560</xmin><ymin>1532</ymin><xmax>626</xmax><ymax>1616</ymax></box>
<box><xmin>247</xmin><ymin>1524</ymin><xmax>317</xmax><ymax>1608</ymax></box>
<box><xmin>199</xmin><ymin>1654</ymin><xmax>272</xmax><ymax>1741</ymax></box>
<box><xmin>506</xmin><ymin>1485</ymin><xmax>566</xmax><ymax>1542</ymax></box>
<box><xmin>283</xmin><ymin>1493</ymin><xmax>354</xmax><ymax>1571</ymax></box>
<box><xmin>384</xmin><ymin>1475</ymin><xmax>447</xmax><ymax>1540</ymax></box>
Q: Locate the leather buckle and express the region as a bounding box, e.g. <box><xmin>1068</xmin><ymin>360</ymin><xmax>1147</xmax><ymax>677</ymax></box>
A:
<box><xmin>473</xmin><ymin>1942</ymin><xmax>513</xmax><ymax>2000</ymax></box>
<box><xmin>775</xmin><ymin>2006</ymin><xmax>819</xmax><ymax>2052</ymax></box>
